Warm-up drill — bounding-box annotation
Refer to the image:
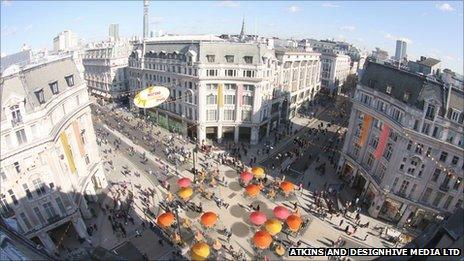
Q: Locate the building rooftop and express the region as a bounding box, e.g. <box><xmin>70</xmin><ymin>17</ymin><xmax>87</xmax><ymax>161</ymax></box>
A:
<box><xmin>417</xmin><ymin>57</ymin><xmax>441</xmax><ymax>67</ymax></box>
<box><xmin>146</xmin><ymin>34</ymin><xmax>225</xmax><ymax>43</ymax></box>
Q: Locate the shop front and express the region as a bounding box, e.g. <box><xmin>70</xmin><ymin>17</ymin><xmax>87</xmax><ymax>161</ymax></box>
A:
<box><xmin>364</xmin><ymin>184</ymin><xmax>378</xmax><ymax>208</ymax></box>
<box><xmin>341</xmin><ymin>161</ymin><xmax>355</xmax><ymax>182</ymax></box>
<box><xmin>379</xmin><ymin>197</ymin><xmax>403</xmax><ymax>222</ymax></box>
<box><xmin>407</xmin><ymin>208</ymin><xmax>437</xmax><ymax>231</ymax></box>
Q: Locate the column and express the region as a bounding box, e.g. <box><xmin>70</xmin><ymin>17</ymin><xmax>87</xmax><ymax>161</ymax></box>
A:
<box><xmin>79</xmin><ymin>198</ymin><xmax>92</xmax><ymax>219</ymax></box>
<box><xmin>250</xmin><ymin>126</ymin><xmax>259</xmax><ymax>145</ymax></box>
<box><xmin>266</xmin><ymin>122</ymin><xmax>271</xmax><ymax>137</ymax></box>
<box><xmin>360</xmin><ymin>181</ymin><xmax>371</xmax><ymax>199</ymax></box>
<box><xmin>197</xmin><ymin>125</ymin><xmax>206</xmax><ymax>144</ymax></box>
<box><xmin>94</xmin><ymin>167</ymin><xmax>108</xmax><ymax>188</ymax></box>
<box><xmin>72</xmin><ymin>216</ymin><xmax>89</xmax><ymax>240</ymax></box>
<box><xmin>234</xmin><ymin>126</ymin><xmax>239</xmax><ymax>143</ymax></box>
<box><xmin>217</xmin><ymin>125</ymin><xmax>223</xmax><ymax>143</ymax></box>
<box><xmin>85</xmin><ymin>181</ymin><xmax>98</xmax><ymax>202</ymax></box>
<box><xmin>368</xmin><ymin>193</ymin><xmax>385</xmax><ymax>218</ymax></box>
<box><xmin>38</xmin><ymin>232</ymin><xmax>57</xmax><ymax>255</ymax></box>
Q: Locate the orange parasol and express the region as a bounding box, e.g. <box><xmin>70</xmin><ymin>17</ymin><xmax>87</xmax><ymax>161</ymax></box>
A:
<box><xmin>286</xmin><ymin>214</ymin><xmax>302</xmax><ymax>232</ymax></box>
<box><xmin>245</xmin><ymin>184</ymin><xmax>261</xmax><ymax>197</ymax></box>
<box><xmin>252</xmin><ymin>230</ymin><xmax>273</xmax><ymax>249</ymax></box>
<box><xmin>251</xmin><ymin>167</ymin><xmax>265</xmax><ymax>179</ymax></box>
<box><xmin>280</xmin><ymin>181</ymin><xmax>294</xmax><ymax>193</ymax></box>
<box><xmin>200</xmin><ymin>211</ymin><xmax>218</xmax><ymax>228</ymax></box>
<box><xmin>157</xmin><ymin>212</ymin><xmax>175</xmax><ymax>227</ymax></box>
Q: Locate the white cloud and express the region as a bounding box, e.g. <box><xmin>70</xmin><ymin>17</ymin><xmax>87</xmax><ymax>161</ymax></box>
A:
<box><xmin>150</xmin><ymin>16</ymin><xmax>164</xmax><ymax>25</ymax></box>
<box><xmin>435</xmin><ymin>3</ymin><xmax>454</xmax><ymax>12</ymax></box>
<box><xmin>24</xmin><ymin>24</ymin><xmax>33</xmax><ymax>32</ymax></box>
<box><xmin>1</xmin><ymin>26</ymin><xmax>18</xmax><ymax>36</ymax></box>
<box><xmin>340</xmin><ymin>25</ymin><xmax>356</xmax><ymax>32</ymax></box>
<box><xmin>321</xmin><ymin>3</ymin><xmax>339</xmax><ymax>8</ymax></box>
<box><xmin>2</xmin><ymin>0</ymin><xmax>12</xmax><ymax>7</ymax></box>
<box><xmin>287</xmin><ymin>5</ymin><xmax>301</xmax><ymax>13</ymax></box>
<box><xmin>216</xmin><ymin>1</ymin><xmax>239</xmax><ymax>8</ymax></box>
<box><xmin>384</xmin><ymin>33</ymin><xmax>412</xmax><ymax>44</ymax></box>
<box><xmin>73</xmin><ymin>16</ymin><xmax>84</xmax><ymax>23</ymax></box>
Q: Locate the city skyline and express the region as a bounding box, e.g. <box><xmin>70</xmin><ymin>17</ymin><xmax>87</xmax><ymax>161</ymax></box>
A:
<box><xmin>1</xmin><ymin>1</ymin><xmax>463</xmax><ymax>73</ymax></box>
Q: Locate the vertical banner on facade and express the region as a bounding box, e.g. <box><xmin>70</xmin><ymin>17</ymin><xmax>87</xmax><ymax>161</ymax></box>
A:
<box><xmin>374</xmin><ymin>124</ymin><xmax>391</xmax><ymax>159</ymax></box>
<box><xmin>359</xmin><ymin>114</ymin><xmax>373</xmax><ymax>147</ymax></box>
<box><xmin>72</xmin><ymin>121</ymin><xmax>85</xmax><ymax>157</ymax></box>
<box><xmin>60</xmin><ymin>132</ymin><xmax>77</xmax><ymax>174</ymax></box>
<box><xmin>237</xmin><ymin>84</ymin><xmax>243</xmax><ymax>106</ymax></box>
<box><xmin>218</xmin><ymin>83</ymin><xmax>224</xmax><ymax>108</ymax></box>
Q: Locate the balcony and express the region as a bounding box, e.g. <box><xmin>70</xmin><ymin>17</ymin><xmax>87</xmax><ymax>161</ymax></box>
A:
<box><xmin>47</xmin><ymin>215</ymin><xmax>61</xmax><ymax>224</ymax></box>
<box><xmin>11</xmin><ymin>116</ymin><xmax>23</xmax><ymax>127</ymax></box>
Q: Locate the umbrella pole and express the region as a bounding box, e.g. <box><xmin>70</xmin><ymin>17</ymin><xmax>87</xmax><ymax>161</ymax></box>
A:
<box><xmin>173</xmin><ymin>201</ymin><xmax>183</xmax><ymax>244</ymax></box>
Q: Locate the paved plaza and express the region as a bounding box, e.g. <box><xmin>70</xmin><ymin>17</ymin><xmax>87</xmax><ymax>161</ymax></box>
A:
<box><xmin>60</xmin><ymin>96</ymin><xmax>403</xmax><ymax>260</ymax></box>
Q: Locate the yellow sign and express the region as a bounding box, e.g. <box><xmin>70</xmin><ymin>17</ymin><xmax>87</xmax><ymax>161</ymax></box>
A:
<box><xmin>133</xmin><ymin>86</ymin><xmax>170</xmax><ymax>108</ymax></box>
<box><xmin>217</xmin><ymin>84</ymin><xmax>224</xmax><ymax>108</ymax></box>
<box><xmin>60</xmin><ymin>132</ymin><xmax>77</xmax><ymax>174</ymax></box>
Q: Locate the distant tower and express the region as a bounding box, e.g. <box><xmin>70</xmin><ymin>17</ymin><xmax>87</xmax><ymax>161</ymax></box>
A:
<box><xmin>240</xmin><ymin>18</ymin><xmax>245</xmax><ymax>40</ymax></box>
<box><xmin>143</xmin><ymin>0</ymin><xmax>149</xmax><ymax>40</ymax></box>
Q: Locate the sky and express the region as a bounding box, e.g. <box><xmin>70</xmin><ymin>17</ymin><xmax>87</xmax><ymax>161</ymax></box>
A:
<box><xmin>1</xmin><ymin>0</ymin><xmax>463</xmax><ymax>73</ymax></box>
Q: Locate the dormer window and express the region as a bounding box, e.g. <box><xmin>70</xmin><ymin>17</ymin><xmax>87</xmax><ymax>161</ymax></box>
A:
<box><xmin>403</xmin><ymin>92</ymin><xmax>410</xmax><ymax>102</ymax></box>
<box><xmin>244</xmin><ymin>56</ymin><xmax>253</xmax><ymax>64</ymax></box>
<box><xmin>65</xmin><ymin>75</ymin><xmax>74</xmax><ymax>87</ymax></box>
<box><xmin>425</xmin><ymin>104</ymin><xmax>436</xmax><ymax>120</ymax></box>
<box><xmin>225</xmin><ymin>55</ymin><xmax>234</xmax><ymax>63</ymax></box>
<box><xmin>386</xmin><ymin>85</ymin><xmax>392</xmax><ymax>94</ymax></box>
<box><xmin>49</xmin><ymin>81</ymin><xmax>59</xmax><ymax>94</ymax></box>
<box><xmin>35</xmin><ymin>89</ymin><xmax>45</xmax><ymax>104</ymax></box>
<box><xmin>206</xmin><ymin>55</ymin><xmax>215</xmax><ymax>63</ymax></box>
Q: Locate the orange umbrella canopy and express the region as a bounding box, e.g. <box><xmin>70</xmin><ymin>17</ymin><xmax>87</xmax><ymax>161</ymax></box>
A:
<box><xmin>280</xmin><ymin>181</ymin><xmax>295</xmax><ymax>193</ymax></box>
<box><xmin>245</xmin><ymin>184</ymin><xmax>261</xmax><ymax>197</ymax></box>
<box><xmin>265</xmin><ymin>219</ymin><xmax>282</xmax><ymax>236</ymax></box>
<box><xmin>251</xmin><ymin>167</ymin><xmax>265</xmax><ymax>178</ymax></box>
<box><xmin>190</xmin><ymin>242</ymin><xmax>210</xmax><ymax>261</ymax></box>
<box><xmin>252</xmin><ymin>230</ymin><xmax>273</xmax><ymax>249</ymax></box>
<box><xmin>286</xmin><ymin>214</ymin><xmax>302</xmax><ymax>231</ymax></box>
<box><xmin>157</xmin><ymin>212</ymin><xmax>175</xmax><ymax>227</ymax></box>
<box><xmin>200</xmin><ymin>211</ymin><xmax>218</xmax><ymax>228</ymax></box>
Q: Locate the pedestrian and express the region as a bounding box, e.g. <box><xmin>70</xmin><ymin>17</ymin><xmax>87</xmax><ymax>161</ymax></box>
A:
<box><xmin>339</xmin><ymin>219</ymin><xmax>344</xmax><ymax>227</ymax></box>
<box><xmin>307</xmin><ymin>181</ymin><xmax>311</xmax><ymax>189</ymax></box>
<box><xmin>364</xmin><ymin>234</ymin><xmax>368</xmax><ymax>241</ymax></box>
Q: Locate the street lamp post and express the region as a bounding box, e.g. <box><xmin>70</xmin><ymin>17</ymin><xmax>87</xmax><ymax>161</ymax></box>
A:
<box><xmin>192</xmin><ymin>144</ymin><xmax>199</xmax><ymax>183</ymax></box>
<box><xmin>173</xmin><ymin>200</ymin><xmax>183</xmax><ymax>244</ymax></box>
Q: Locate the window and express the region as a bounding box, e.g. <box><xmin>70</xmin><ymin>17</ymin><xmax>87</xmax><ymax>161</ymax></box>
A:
<box><xmin>432</xmin><ymin>192</ymin><xmax>444</xmax><ymax>207</ymax></box>
<box><xmin>431</xmin><ymin>168</ymin><xmax>441</xmax><ymax>182</ymax></box>
<box><xmin>206</xmin><ymin>110</ymin><xmax>218</xmax><ymax>121</ymax></box>
<box><xmin>407</xmin><ymin>140</ymin><xmax>412</xmax><ymax>150</ymax></box>
<box><xmin>450</xmin><ymin>109</ymin><xmax>460</xmax><ymax>122</ymax></box>
<box><xmin>244</xmin><ymin>56</ymin><xmax>253</xmax><ymax>64</ymax></box>
<box><xmin>224</xmin><ymin>109</ymin><xmax>235</xmax><ymax>121</ymax></box>
<box><xmin>439</xmin><ymin>152</ymin><xmax>448</xmax><ymax>162</ymax></box>
<box><xmin>206</xmin><ymin>84</ymin><xmax>218</xmax><ymax>90</ymax></box>
<box><xmin>376</xmin><ymin>100</ymin><xmax>387</xmax><ymax>112</ymax></box>
<box><xmin>383</xmin><ymin>144</ymin><xmax>393</xmax><ymax>161</ymax></box>
<box><xmin>432</xmin><ymin>126</ymin><xmax>441</xmax><ymax>138</ymax></box>
<box><xmin>415</xmin><ymin>144</ymin><xmax>423</xmax><ymax>154</ymax></box>
<box><xmin>242</xmin><ymin>110</ymin><xmax>252</xmax><ymax>121</ymax></box>
<box><xmin>352</xmin><ymin>143</ymin><xmax>360</xmax><ymax>158</ymax></box>
<box><xmin>8</xmin><ymin>189</ymin><xmax>18</xmax><ymax>205</ymax></box>
<box><xmin>392</xmin><ymin>177</ymin><xmax>399</xmax><ymax>190</ymax></box>
<box><xmin>403</xmin><ymin>92</ymin><xmax>410</xmax><ymax>102</ymax></box>
<box><xmin>49</xmin><ymin>81</ymin><xmax>59</xmax><ymax>94</ymax></box>
<box><xmin>206</xmin><ymin>94</ymin><xmax>217</xmax><ymax>105</ymax></box>
<box><xmin>243</xmin><ymin>85</ymin><xmax>255</xmax><ymax>91</ymax></box>
<box><xmin>360</xmin><ymin>93</ymin><xmax>372</xmax><ymax>105</ymax></box>
<box><xmin>377</xmin><ymin>164</ymin><xmax>386</xmax><ymax>181</ymax></box>
<box><xmin>398</xmin><ymin>180</ymin><xmax>410</xmax><ymax>196</ymax></box>
<box><xmin>35</xmin><ymin>89</ymin><xmax>45</xmax><ymax>104</ymax></box>
<box><xmin>225</xmin><ymin>55</ymin><xmax>234</xmax><ymax>63</ymax></box>
<box><xmin>33</xmin><ymin>179</ymin><xmax>46</xmax><ymax>196</ymax></box>
<box><xmin>425</xmin><ymin>104</ymin><xmax>435</xmax><ymax>120</ymax></box>
<box><xmin>224</xmin><ymin>95</ymin><xmax>235</xmax><ymax>105</ymax></box>
<box><xmin>206</xmin><ymin>69</ymin><xmax>217</xmax><ymax>76</ymax></box>
<box><xmin>386</xmin><ymin>85</ymin><xmax>392</xmax><ymax>94</ymax></box>
<box><xmin>0</xmin><ymin>194</ymin><xmax>12</xmax><ymax>215</ymax></box>
<box><xmin>206</xmin><ymin>55</ymin><xmax>215</xmax><ymax>62</ymax></box>
<box><xmin>43</xmin><ymin>202</ymin><xmax>57</xmax><ymax>219</ymax></box>
<box><xmin>453</xmin><ymin>178</ymin><xmax>462</xmax><ymax>190</ymax></box>
<box><xmin>49</xmin><ymin>182</ymin><xmax>54</xmax><ymax>189</ymax></box>
<box><xmin>421</xmin><ymin>123</ymin><xmax>430</xmax><ymax>135</ymax></box>
<box><xmin>224</xmin><ymin>84</ymin><xmax>236</xmax><ymax>90</ymax></box>
<box><xmin>451</xmin><ymin>156</ymin><xmax>459</xmax><ymax>165</ymax></box>
<box><xmin>226</xmin><ymin>70</ymin><xmax>236</xmax><ymax>77</ymax></box>
<box><xmin>10</xmin><ymin>104</ymin><xmax>22</xmax><ymax>124</ymax></box>
<box><xmin>366</xmin><ymin>153</ymin><xmax>374</xmax><ymax>169</ymax></box>
<box><xmin>23</xmin><ymin>184</ymin><xmax>33</xmax><ymax>200</ymax></box>
<box><xmin>443</xmin><ymin>196</ymin><xmax>454</xmax><ymax>210</ymax></box>
<box><xmin>413</xmin><ymin>120</ymin><xmax>419</xmax><ymax>131</ymax></box>
<box><xmin>55</xmin><ymin>197</ymin><xmax>66</xmax><ymax>216</ymax></box>
<box><xmin>243</xmin><ymin>95</ymin><xmax>253</xmax><ymax>106</ymax></box>
<box><xmin>65</xmin><ymin>75</ymin><xmax>74</xmax><ymax>87</ymax></box>
<box><xmin>369</xmin><ymin>135</ymin><xmax>379</xmax><ymax>149</ymax></box>
<box><xmin>409</xmin><ymin>184</ymin><xmax>417</xmax><ymax>198</ymax></box>
<box><xmin>421</xmin><ymin>187</ymin><xmax>433</xmax><ymax>203</ymax></box>
<box><xmin>80</xmin><ymin>129</ymin><xmax>86</xmax><ymax>144</ymax></box>
<box><xmin>34</xmin><ymin>207</ymin><xmax>46</xmax><ymax>225</ymax></box>
<box><xmin>85</xmin><ymin>154</ymin><xmax>90</xmax><ymax>165</ymax></box>
<box><xmin>243</xmin><ymin>70</ymin><xmax>255</xmax><ymax>77</ymax></box>
<box><xmin>19</xmin><ymin>213</ymin><xmax>32</xmax><ymax>230</ymax></box>
<box><xmin>13</xmin><ymin>162</ymin><xmax>20</xmax><ymax>173</ymax></box>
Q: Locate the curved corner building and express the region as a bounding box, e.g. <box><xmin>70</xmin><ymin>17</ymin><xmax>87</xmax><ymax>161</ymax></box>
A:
<box><xmin>0</xmin><ymin>56</ymin><xmax>107</xmax><ymax>254</ymax></box>
<box><xmin>338</xmin><ymin>61</ymin><xmax>463</xmax><ymax>232</ymax></box>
